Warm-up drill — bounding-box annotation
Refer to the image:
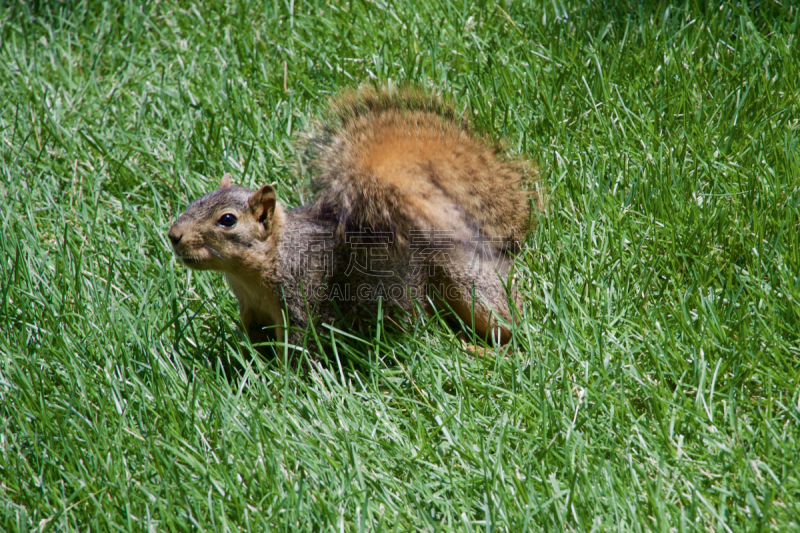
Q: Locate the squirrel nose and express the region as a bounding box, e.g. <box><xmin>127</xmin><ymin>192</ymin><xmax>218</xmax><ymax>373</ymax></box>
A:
<box><xmin>168</xmin><ymin>225</ymin><xmax>182</xmax><ymax>246</ymax></box>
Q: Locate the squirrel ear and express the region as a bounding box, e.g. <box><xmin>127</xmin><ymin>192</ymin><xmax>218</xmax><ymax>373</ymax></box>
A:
<box><xmin>219</xmin><ymin>173</ymin><xmax>232</xmax><ymax>189</ymax></box>
<box><xmin>249</xmin><ymin>184</ymin><xmax>276</xmax><ymax>225</ymax></box>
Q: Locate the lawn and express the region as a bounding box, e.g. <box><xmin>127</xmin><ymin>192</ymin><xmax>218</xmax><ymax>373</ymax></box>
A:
<box><xmin>1</xmin><ymin>0</ymin><xmax>799</xmax><ymax>531</ymax></box>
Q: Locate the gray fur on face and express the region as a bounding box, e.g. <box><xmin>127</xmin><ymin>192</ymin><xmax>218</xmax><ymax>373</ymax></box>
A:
<box><xmin>181</xmin><ymin>186</ymin><xmax>253</xmax><ymax>219</ymax></box>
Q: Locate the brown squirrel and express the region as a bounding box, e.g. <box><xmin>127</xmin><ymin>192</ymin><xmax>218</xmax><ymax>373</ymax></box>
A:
<box><xmin>168</xmin><ymin>85</ymin><xmax>543</xmax><ymax>351</ymax></box>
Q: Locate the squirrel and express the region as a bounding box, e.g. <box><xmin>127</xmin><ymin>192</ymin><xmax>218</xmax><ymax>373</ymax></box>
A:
<box><xmin>167</xmin><ymin>85</ymin><xmax>543</xmax><ymax>352</ymax></box>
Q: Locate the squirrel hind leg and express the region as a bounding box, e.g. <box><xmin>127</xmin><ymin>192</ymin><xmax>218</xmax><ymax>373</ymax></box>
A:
<box><xmin>442</xmin><ymin>286</ymin><xmax>514</xmax><ymax>345</ymax></box>
<box><xmin>430</xmin><ymin>263</ymin><xmax>519</xmax><ymax>346</ymax></box>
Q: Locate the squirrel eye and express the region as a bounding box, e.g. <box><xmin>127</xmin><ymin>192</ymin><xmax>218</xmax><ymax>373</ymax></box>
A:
<box><xmin>217</xmin><ymin>213</ymin><xmax>237</xmax><ymax>228</ymax></box>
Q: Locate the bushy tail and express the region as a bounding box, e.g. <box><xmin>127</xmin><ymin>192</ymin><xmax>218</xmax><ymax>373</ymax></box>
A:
<box><xmin>299</xmin><ymin>84</ymin><xmax>543</xmax><ymax>250</ymax></box>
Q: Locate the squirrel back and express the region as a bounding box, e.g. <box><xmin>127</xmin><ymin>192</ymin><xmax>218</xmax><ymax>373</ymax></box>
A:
<box><xmin>301</xmin><ymin>85</ymin><xmax>542</xmax><ymax>251</ymax></box>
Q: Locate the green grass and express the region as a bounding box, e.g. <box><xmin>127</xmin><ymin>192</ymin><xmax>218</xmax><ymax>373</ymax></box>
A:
<box><xmin>1</xmin><ymin>0</ymin><xmax>799</xmax><ymax>530</ymax></box>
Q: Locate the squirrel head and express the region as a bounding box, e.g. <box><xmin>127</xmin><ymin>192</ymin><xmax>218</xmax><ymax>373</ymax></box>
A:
<box><xmin>168</xmin><ymin>173</ymin><xmax>282</xmax><ymax>272</ymax></box>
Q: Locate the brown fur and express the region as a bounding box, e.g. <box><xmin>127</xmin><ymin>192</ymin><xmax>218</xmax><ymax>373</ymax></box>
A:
<box><xmin>168</xmin><ymin>85</ymin><xmax>544</xmax><ymax>353</ymax></box>
<box><xmin>303</xmin><ymin>85</ymin><xmax>542</xmax><ymax>250</ymax></box>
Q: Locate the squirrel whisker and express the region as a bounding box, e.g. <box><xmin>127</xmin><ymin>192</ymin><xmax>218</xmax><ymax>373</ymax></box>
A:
<box><xmin>204</xmin><ymin>245</ymin><xmax>234</xmax><ymax>265</ymax></box>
